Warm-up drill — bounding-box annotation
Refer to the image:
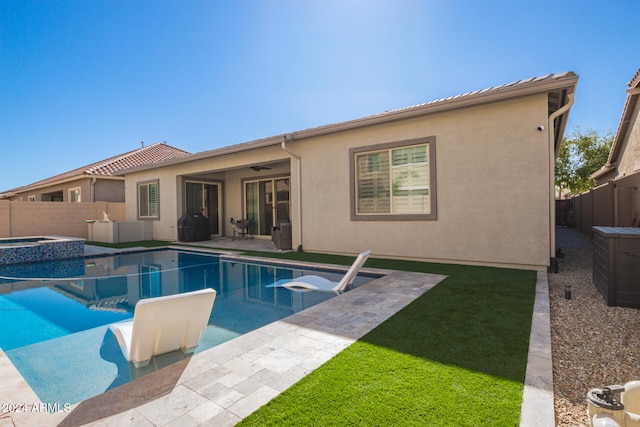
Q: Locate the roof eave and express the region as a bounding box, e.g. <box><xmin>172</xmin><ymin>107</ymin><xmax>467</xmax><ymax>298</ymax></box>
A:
<box><xmin>606</xmin><ymin>83</ymin><xmax>640</xmax><ymax>166</ymax></box>
<box><xmin>590</xmin><ymin>163</ymin><xmax>617</xmax><ymax>180</ymax></box>
<box><xmin>297</xmin><ymin>73</ymin><xmax>578</xmax><ymax>140</ymax></box>
<box><xmin>115</xmin><ymin>136</ymin><xmax>285</xmax><ymax>176</ymax></box>
<box><xmin>8</xmin><ymin>174</ymin><xmax>123</xmax><ymax>195</ymax></box>
<box><xmin>117</xmin><ymin>72</ymin><xmax>579</xmax><ymax>176</ymax></box>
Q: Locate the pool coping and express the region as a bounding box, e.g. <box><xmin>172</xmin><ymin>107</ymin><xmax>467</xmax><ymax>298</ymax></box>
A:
<box><xmin>0</xmin><ymin>248</ymin><xmax>553</xmax><ymax>426</ymax></box>
<box><xmin>0</xmin><ymin>235</ymin><xmax>85</xmax><ymax>266</ymax></box>
<box><xmin>519</xmin><ymin>271</ymin><xmax>555</xmax><ymax>427</ymax></box>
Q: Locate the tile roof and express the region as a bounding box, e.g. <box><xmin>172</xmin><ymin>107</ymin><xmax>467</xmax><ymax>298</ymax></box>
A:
<box><xmin>3</xmin><ymin>142</ymin><xmax>190</xmax><ymax>194</ymax></box>
<box><xmin>591</xmin><ymin>67</ymin><xmax>640</xmax><ymax>180</ymax></box>
<box><xmin>629</xmin><ymin>68</ymin><xmax>640</xmax><ymax>88</ymax></box>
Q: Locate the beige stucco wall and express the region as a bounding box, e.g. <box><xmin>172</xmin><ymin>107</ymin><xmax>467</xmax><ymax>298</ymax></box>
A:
<box><xmin>616</xmin><ymin>99</ymin><xmax>640</xmax><ymax>178</ymax></box>
<box><xmin>122</xmin><ymin>93</ymin><xmax>553</xmax><ymax>269</ymax></box>
<box><xmin>8</xmin><ymin>177</ymin><xmax>126</xmax><ymax>202</ymax></box>
<box><xmin>94</xmin><ymin>178</ymin><xmax>126</xmax><ymax>202</ymax></box>
<box><xmin>290</xmin><ymin>94</ymin><xmax>551</xmax><ymax>269</ymax></box>
<box><xmin>11</xmin><ymin>178</ymin><xmax>91</xmax><ymax>201</ymax></box>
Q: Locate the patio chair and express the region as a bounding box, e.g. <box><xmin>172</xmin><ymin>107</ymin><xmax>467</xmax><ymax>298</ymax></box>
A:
<box><xmin>269</xmin><ymin>250</ymin><xmax>372</xmax><ymax>293</ymax></box>
<box><xmin>109</xmin><ymin>288</ymin><xmax>216</xmax><ymax>367</ymax></box>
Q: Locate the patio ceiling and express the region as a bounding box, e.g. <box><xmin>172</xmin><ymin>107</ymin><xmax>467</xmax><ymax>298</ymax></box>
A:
<box><xmin>181</xmin><ymin>159</ymin><xmax>291</xmax><ymax>181</ymax></box>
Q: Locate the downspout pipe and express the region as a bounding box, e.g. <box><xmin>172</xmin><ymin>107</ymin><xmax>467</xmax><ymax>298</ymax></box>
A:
<box><xmin>281</xmin><ymin>135</ymin><xmax>303</xmax><ymax>252</ymax></box>
<box><xmin>547</xmin><ymin>92</ymin><xmax>574</xmax><ymax>272</ymax></box>
<box><xmin>91</xmin><ymin>177</ymin><xmax>97</xmax><ymax>202</ymax></box>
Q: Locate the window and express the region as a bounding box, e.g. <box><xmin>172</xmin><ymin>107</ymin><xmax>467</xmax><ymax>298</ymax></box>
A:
<box><xmin>244</xmin><ymin>177</ymin><xmax>290</xmax><ymax>236</ymax></box>
<box><xmin>69</xmin><ymin>187</ymin><xmax>81</xmax><ymax>202</ymax></box>
<box><xmin>27</xmin><ymin>195</ymin><xmax>36</xmax><ymax>202</ymax></box>
<box><xmin>351</xmin><ymin>137</ymin><xmax>436</xmax><ymax>220</ymax></box>
<box><xmin>138</xmin><ymin>180</ymin><xmax>159</xmax><ymax>219</ymax></box>
<box><xmin>185</xmin><ymin>181</ymin><xmax>222</xmax><ymax>235</ymax></box>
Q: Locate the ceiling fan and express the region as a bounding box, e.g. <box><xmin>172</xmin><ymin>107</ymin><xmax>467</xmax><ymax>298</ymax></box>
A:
<box><xmin>249</xmin><ymin>166</ymin><xmax>271</xmax><ymax>171</ymax></box>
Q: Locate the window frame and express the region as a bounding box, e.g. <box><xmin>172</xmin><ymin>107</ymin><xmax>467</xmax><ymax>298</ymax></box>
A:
<box><xmin>137</xmin><ymin>179</ymin><xmax>160</xmax><ymax>220</ymax></box>
<box><xmin>68</xmin><ymin>187</ymin><xmax>81</xmax><ymax>203</ymax></box>
<box><xmin>350</xmin><ymin>136</ymin><xmax>437</xmax><ymax>221</ymax></box>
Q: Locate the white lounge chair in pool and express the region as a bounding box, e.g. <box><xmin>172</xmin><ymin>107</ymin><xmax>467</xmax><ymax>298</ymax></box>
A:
<box><xmin>270</xmin><ymin>250</ymin><xmax>372</xmax><ymax>293</ymax></box>
<box><xmin>109</xmin><ymin>288</ymin><xmax>216</xmax><ymax>367</ymax></box>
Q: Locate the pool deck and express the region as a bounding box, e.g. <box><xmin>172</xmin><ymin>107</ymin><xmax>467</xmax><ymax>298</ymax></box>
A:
<box><xmin>0</xmin><ymin>243</ymin><xmax>554</xmax><ymax>427</ymax></box>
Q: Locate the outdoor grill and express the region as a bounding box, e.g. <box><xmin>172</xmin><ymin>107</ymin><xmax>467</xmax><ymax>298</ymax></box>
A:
<box><xmin>177</xmin><ymin>213</ymin><xmax>210</xmax><ymax>242</ymax></box>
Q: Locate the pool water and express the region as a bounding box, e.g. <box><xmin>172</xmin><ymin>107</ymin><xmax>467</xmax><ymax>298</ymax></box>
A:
<box><xmin>0</xmin><ymin>248</ymin><xmax>377</xmax><ymax>406</ymax></box>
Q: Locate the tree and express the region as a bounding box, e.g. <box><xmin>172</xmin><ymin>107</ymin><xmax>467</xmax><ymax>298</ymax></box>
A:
<box><xmin>555</xmin><ymin>128</ymin><xmax>613</xmax><ymax>197</ymax></box>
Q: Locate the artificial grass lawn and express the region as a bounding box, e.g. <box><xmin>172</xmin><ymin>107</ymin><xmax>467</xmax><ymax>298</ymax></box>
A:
<box><xmin>87</xmin><ymin>242</ymin><xmax>537</xmax><ymax>425</ymax></box>
<box><xmin>238</xmin><ymin>256</ymin><xmax>537</xmax><ymax>426</ymax></box>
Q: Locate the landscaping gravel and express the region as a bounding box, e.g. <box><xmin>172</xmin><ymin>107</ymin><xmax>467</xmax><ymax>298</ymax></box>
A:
<box><xmin>550</xmin><ymin>229</ymin><xmax>640</xmax><ymax>426</ymax></box>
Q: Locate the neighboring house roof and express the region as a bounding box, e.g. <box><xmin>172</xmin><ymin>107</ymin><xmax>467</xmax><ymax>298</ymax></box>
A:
<box><xmin>1</xmin><ymin>142</ymin><xmax>190</xmax><ymax>197</ymax></box>
<box><xmin>591</xmin><ymin>68</ymin><xmax>640</xmax><ymax>181</ymax></box>
<box><xmin>117</xmin><ymin>71</ymin><xmax>578</xmax><ymax>175</ymax></box>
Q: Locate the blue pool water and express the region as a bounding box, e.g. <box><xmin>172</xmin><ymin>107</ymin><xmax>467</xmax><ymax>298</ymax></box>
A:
<box><xmin>0</xmin><ymin>248</ymin><xmax>377</xmax><ymax>406</ymax></box>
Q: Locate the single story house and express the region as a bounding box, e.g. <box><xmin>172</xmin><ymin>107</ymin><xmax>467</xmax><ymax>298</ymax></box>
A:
<box><xmin>119</xmin><ymin>72</ymin><xmax>579</xmax><ymax>271</ymax></box>
<box><xmin>0</xmin><ymin>142</ymin><xmax>190</xmax><ymax>202</ymax></box>
<box><xmin>592</xmin><ymin>68</ymin><xmax>640</xmax><ymax>183</ymax></box>
<box><xmin>590</xmin><ymin>68</ymin><xmax>640</xmax><ymax>227</ymax></box>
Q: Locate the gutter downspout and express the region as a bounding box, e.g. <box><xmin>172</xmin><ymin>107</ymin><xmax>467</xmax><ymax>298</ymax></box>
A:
<box><xmin>281</xmin><ymin>135</ymin><xmax>303</xmax><ymax>252</ymax></box>
<box><xmin>91</xmin><ymin>178</ymin><xmax>97</xmax><ymax>202</ymax></box>
<box><xmin>547</xmin><ymin>92</ymin><xmax>574</xmax><ymax>272</ymax></box>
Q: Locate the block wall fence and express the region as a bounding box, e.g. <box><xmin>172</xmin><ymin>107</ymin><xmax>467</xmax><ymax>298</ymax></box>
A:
<box><xmin>568</xmin><ymin>173</ymin><xmax>640</xmax><ymax>237</ymax></box>
<box><xmin>0</xmin><ymin>201</ymin><xmax>126</xmax><ymax>239</ymax></box>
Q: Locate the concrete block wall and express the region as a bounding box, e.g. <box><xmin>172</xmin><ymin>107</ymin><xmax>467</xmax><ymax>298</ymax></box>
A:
<box><xmin>0</xmin><ymin>201</ymin><xmax>126</xmax><ymax>239</ymax></box>
<box><xmin>0</xmin><ymin>201</ymin><xmax>10</xmax><ymax>237</ymax></box>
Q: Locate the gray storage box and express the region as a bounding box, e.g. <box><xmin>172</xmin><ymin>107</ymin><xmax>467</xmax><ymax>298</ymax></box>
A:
<box><xmin>272</xmin><ymin>222</ymin><xmax>292</xmax><ymax>250</ymax></box>
<box><xmin>592</xmin><ymin>227</ymin><xmax>640</xmax><ymax>308</ymax></box>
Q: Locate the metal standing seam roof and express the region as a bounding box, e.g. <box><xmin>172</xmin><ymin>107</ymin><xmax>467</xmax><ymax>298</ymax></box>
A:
<box><xmin>280</xmin><ymin>71</ymin><xmax>578</xmax><ymax>141</ymax></box>
<box><xmin>368</xmin><ymin>72</ymin><xmax>574</xmax><ymax>115</ymax></box>
<box><xmin>116</xmin><ymin>71</ymin><xmax>578</xmax><ymax>175</ymax></box>
<box><xmin>2</xmin><ymin>142</ymin><xmax>190</xmax><ymax>194</ymax></box>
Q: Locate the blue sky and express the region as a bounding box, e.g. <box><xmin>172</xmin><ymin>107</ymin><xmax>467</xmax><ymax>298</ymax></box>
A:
<box><xmin>1</xmin><ymin>0</ymin><xmax>638</xmax><ymax>191</ymax></box>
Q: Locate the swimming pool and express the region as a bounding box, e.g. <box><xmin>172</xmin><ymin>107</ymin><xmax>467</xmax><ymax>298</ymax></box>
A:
<box><xmin>0</xmin><ymin>248</ymin><xmax>379</xmax><ymax>406</ymax></box>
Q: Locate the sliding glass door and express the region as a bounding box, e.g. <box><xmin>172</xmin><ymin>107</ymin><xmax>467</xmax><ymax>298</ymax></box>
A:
<box><xmin>185</xmin><ymin>181</ymin><xmax>221</xmax><ymax>235</ymax></box>
<box><xmin>245</xmin><ymin>178</ymin><xmax>290</xmax><ymax>236</ymax></box>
